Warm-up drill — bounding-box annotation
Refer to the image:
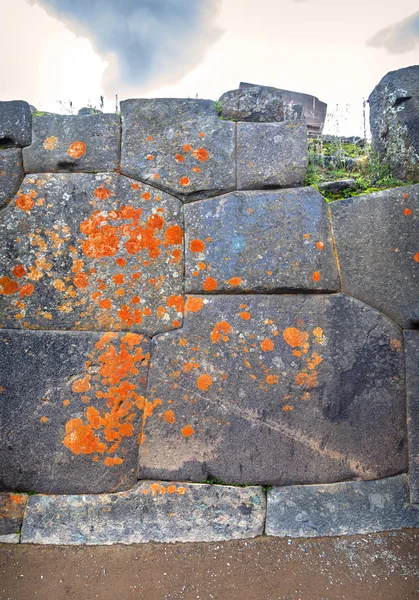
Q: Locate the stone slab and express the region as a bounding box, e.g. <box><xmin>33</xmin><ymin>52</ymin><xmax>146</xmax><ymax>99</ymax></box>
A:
<box><xmin>237</xmin><ymin>121</ymin><xmax>307</xmax><ymax>189</ymax></box>
<box><xmin>218</xmin><ymin>86</ymin><xmax>285</xmax><ymax>122</ymax></box>
<box><xmin>20</xmin><ymin>481</ymin><xmax>265</xmax><ymax>544</ymax></box>
<box><xmin>405</xmin><ymin>331</ymin><xmax>419</xmax><ymax>504</ymax></box>
<box><xmin>121</xmin><ymin>99</ymin><xmax>235</xmax><ymax>201</ymax></box>
<box><xmin>0</xmin><ymin>173</ymin><xmax>183</xmax><ymax>335</ymax></box>
<box><xmin>185</xmin><ymin>188</ymin><xmax>339</xmax><ymax>293</ymax></box>
<box><xmin>266</xmin><ymin>475</ymin><xmax>419</xmax><ymax>538</ymax></box>
<box><xmin>0</xmin><ymin>101</ymin><xmax>32</xmax><ymax>147</ymax></box>
<box><xmin>0</xmin><ymin>148</ymin><xmax>23</xmax><ymax>209</ymax></box>
<box><xmin>139</xmin><ymin>293</ymin><xmax>406</xmax><ymax>486</ymax></box>
<box><xmin>22</xmin><ymin>114</ymin><xmax>121</xmax><ymax>173</ymax></box>
<box><xmin>330</xmin><ymin>185</ymin><xmax>419</xmax><ymax>329</ymax></box>
<box><xmin>0</xmin><ymin>534</ymin><xmax>19</xmax><ymax>543</ymax></box>
<box><xmin>0</xmin><ymin>329</ymin><xmax>150</xmax><ymax>494</ymax></box>
<box><xmin>0</xmin><ymin>493</ymin><xmax>28</xmax><ymax>535</ymax></box>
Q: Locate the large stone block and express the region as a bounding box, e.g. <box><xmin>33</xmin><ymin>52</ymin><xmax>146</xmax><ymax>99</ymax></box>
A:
<box><xmin>266</xmin><ymin>475</ymin><xmax>419</xmax><ymax>538</ymax></box>
<box><xmin>185</xmin><ymin>188</ymin><xmax>339</xmax><ymax>293</ymax></box>
<box><xmin>0</xmin><ymin>101</ymin><xmax>32</xmax><ymax>148</ymax></box>
<box><xmin>139</xmin><ymin>294</ymin><xmax>406</xmax><ymax>486</ymax></box>
<box><xmin>0</xmin><ymin>173</ymin><xmax>183</xmax><ymax>335</ymax></box>
<box><xmin>20</xmin><ymin>481</ymin><xmax>265</xmax><ymax>544</ymax></box>
<box><xmin>0</xmin><ymin>329</ymin><xmax>150</xmax><ymax>494</ymax></box>
<box><xmin>22</xmin><ymin>114</ymin><xmax>121</xmax><ymax>173</ymax></box>
<box><xmin>330</xmin><ymin>185</ymin><xmax>419</xmax><ymax>329</ymax></box>
<box><xmin>218</xmin><ymin>86</ymin><xmax>285</xmax><ymax>122</ymax></box>
<box><xmin>0</xmin><ymin>149</ymin><xmax>23</xmax><ymax>209</ymax></box>
<box><xmin>121</xmin><ymin>99</ymin><xmax>236</xmax><ymax>201</ymax></box>
<box><xmin>0</xmin><ymin>493</ymin><xmax>28</xmax><ymax>535</ymax></box>
<box><xmin>405</xmin><ymin>331</ymin><xmax>419</xmax><ymax>503</ymax></box>
<box><xmin>237</xmin><ymin>121</ymin><xmax>307</xmax><ymax>189</ymax></box>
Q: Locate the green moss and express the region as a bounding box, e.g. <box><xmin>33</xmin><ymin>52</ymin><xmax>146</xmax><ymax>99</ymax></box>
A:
<box><xmin>215</xmin><ymin>100</ymin><xmax>223</xmax><ymax>115</ymax></box>
<box><xmin>32</xmin><ymin>110</ymin><xmax>46</xmax><ymax>117</ymax></box>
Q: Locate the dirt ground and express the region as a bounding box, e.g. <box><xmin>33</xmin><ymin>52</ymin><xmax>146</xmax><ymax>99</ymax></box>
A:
<box><xmin>1</xmin><ymin>529</ymin><xmax>418</xmax><ymax>600</ymax></box>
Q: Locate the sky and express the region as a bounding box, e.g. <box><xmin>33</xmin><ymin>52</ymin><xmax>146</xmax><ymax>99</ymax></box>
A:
<box><xmin>1</xmin><ymin>0</ymin><xmax>418</xmax><ymax>136</ymax></box>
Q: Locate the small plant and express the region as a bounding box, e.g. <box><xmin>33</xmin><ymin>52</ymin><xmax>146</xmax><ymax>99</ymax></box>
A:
<box><xmin>215</xmin><ymin>99</ymin><xmax>223</xmax><ymax>114</ymax></box>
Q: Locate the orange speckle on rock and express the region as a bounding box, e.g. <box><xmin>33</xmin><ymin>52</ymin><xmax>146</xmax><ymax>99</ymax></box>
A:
<box><xmin>240</xmin><ymin>311</ymin><xmax>251</xmax><ymax>320</ymax></box>
<box><xmin>175</xmin><ymin>154</ymin><xmax>184</xmax><ymax>162</ymax></box>
<box><xmin>228</xmin><ymin>277</ymin><xmax>242</xmax><ymax>286</ymax></box>
<box><xmin>190</xmin><ymin>239</ymin><xmax>205</xmax><ymax>252</ymax></box>
<box><xmin>404</xmin><ymin>208</ymin><xmax>412</xmax><ymax>216</ymax></box>
<box><xmin>283</xmin><ymin>405</ymin><xmax>293</xmax><ymax>412</ymax></box>
<box><xmin>179</xmin><ymin>177</ymin><xmax>190</xmax><ymax>186</ymax></box>
<box><xmin>94</xmin><ymin>187</ymin><xmax>111</xmax><ymax>200</ymax></box>
<box><xmin>0</xmin><ymin>276</ymin><xmax>19</xmax><ymax>295</ymax></box>
<box><xmin>203</xmin><ymin>277</ymin><xmax>217</xmax><ymax>291</ymax></box>
<box><xmin>316</xmin><ymin>241</ymin><xmax>324</xmax><ymax>251</ymax></box>
<box><xmin>99</xmin><ymin>298</ymin><xmax>112</xmax><ymax>309</ymax></box>
<box><xmin>165</xmin><ymin>225</ymin><xmax>183</xmax><ymax>245</ymax></box>
<box><xmin>67</xmin><ymin>141</ymin><xmax>86</xmax><ymax>159</ymax></box>
<box><xmin>104</xmin><ymin>457</ymin><xmax>124</xmax><ymax>467</ymax></box>
<box><xmin>43</xmin><ymin>136</ymin><xmax>58</xmax><ymax>150</ymax></box>
<box><xmin>147</xmin><ymin>154</ymin><xmax>154</xmax><ymax>161</ymax></box>
<box><xmin>198</xmin><ymin>132</ymin><xmax>205</xmax><ymax>138</ymax></box>
<box><xmin>153</xmin><ymin>173</ymin><xmax>160</xmax><ymax>179</ymax></box>
<box><xmin>19</xmin><ymin>283</ymin><xmax>34</xmax><ymax>298</ymax></box>
<box><xmin>131</xmin><ymin>183</ymin><xmax>140</xmax><ymax>190</ymax></box>
<box><xmin>40</xmin><ymin>416</ymin><xmax>49</xmax><ymax>423</ymax></box>
<box><xmin>192</xmin><ymin>167</ymin><xmax>201</xmax><ymax>173</ymax></box>
<box><xmin>283</xmin><ymin>327</ymin><xmax>309</xmax><ymax>348</ymax></box>
<box><xmin>146</xmin><ymin>136</ymin><xmax>153</xmax><ymax>142</ymax></box>
<box><xmin>312</xmin><ymin>271</ymin><xmax>321</xmax><ymax>282</ymax></box>
<box><xmin>261</xmin><ymin>339</ymin><xmax>274</xmax><ymax>352</ymax></box>
<box><xmin>167</xmin><ymin>295</ymin><xmax>184</xmax><ymax>313</ymax></box>
<box><xmin>193</xmin><ymin>147</ymin><xmax>209</xmax><ymax>162</ymax></box>
<box><xmin>73</xmin><ymin>272</ymin><xmax>89</xmax><ymax>289</ymax></box>
<box><xmin>197</xmin><ymin>374</ymin><xmax>213</xmax><ymax>391</ymax></box>
<box><xmin>12</xmin><ymin>265</ymin><xmax>26</xmax><ymax>278</ymax></box>
<box><xmin>414</xmin><ymin>252</ymin><xmax>419</xmax><ymax>263</ymax></box>
<box><xmin>266</xmin><ymin>374</ymin><xmax>279</xmax><ymax>385</ymax></box>
<box><xmin>16</xmin><ymin>194</ymin><xmax>34</xmax><ymax>212</ymax></box>
<box><xmin>403</xmin><ymin>193</ymin><xmax>409</xmax><ymax>199</ymax></box>
<box><xmin>185</xmin><ymin>297</ymin><xmax>204</xmax><ymax>313</ymax></box>
<box><xmin>142</xmin><ymin>192</ymin><xmax>151</xmax><ymax>200</ymax></box>
<box><xmin>182</xmin><ymin>144</ymin><xmax>192</xmax><ymax>152</ymax></box>
<box><xmin>163</xmin><ymin>409</ymin><xmax>176</xmax><ymax>424</ymax></box>
<box><xmin>72</xmin><ymin>374</ymin><xmax>91</xmax><ymax>393</ymax></box>
<box><xmin>211</xmin><ymin>321</ymin><xmax>232</xmax><ymax>344</ymax></box>
<box><xmin>182</xmin><ymin>424</ymin><xmax>195</xmax><ymax>437</ymax></box>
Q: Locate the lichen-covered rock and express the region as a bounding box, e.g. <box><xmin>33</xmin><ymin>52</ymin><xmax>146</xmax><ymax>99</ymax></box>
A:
<box><xmin>121</xmin><ymin>99</ymin><xmax>235</xmax><ymax>201</ymax></box>
<box><xmin>0</xmin><ymin>101</ymin><xmax>32</xmax><ymax>148</ymax></box>
<box><xmin>369</xmin><ymin>66</ymin><xmax>419</xmax><ymax>182</ymax></box>
<box><xmin>139</xmin><ymin>294</ymin><xmax>406</xmax><ymax>486</ymax></box>
<box><xmin>237</xmin><ymin>122</ymin><xmax>307</xmax><ymax>189</ymax></box>
<box><xmin>23</xmin><ymin>114</ymin><xmax>121</xmax><ymax>173</ymax></box>
<box><xmin>0</xmin><ymin>493</ymin><xmax>28</xmax><ymax>535</ymax></box>
<box><xmin>218</xmin><ymin>86</ymin><xmax>285</xmax><ymax>122</ymax></box>
<box><xmin>21</xmin><ymin>481</ymin><xmax>265</xmax><ymax>544</ymax></box>
<box><xmin>0</xmin><ymin>173</ymin><xmax>184</xmax><ymax>335</ymax></box>
<box><xmin>266</xmin><ymin>475</ymin><xmax>419</xmax><ymax>538</ymax></box>
<box><xmin>0</xmin><ymin>330</ymin><xmax>150</xmax><ymax>494</ymax></box>
<box><xmin>0</xmin><ymin>149</ymin><xmax>23</xmax><ymax>209</ymax></box>
<box><xmin>185</xmin><ymin>188</ymin><xmax>339</xmax><ymax>293</ymax></box>
<box><xmin>405</xmin><ymin>331</ymin><xmax>419</xmax><ymax>504</ymax></box>
<box><xmin>330</xmin><ymin>185</ymin><xmax>419</xmax><ymax>329</ymax></box>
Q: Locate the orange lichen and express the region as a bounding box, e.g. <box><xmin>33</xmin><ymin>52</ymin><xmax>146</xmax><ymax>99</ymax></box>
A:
<box><xmin>167</xmin><ymin>295</ymin><xmax>184</xmax><ymax>313</ymax></box>
<box><xmin>203</xmin><ymin>277</ymin><xmax>217</xmax><ymax>291</ymax></box>
<box><xmin>131</xmin><ymin>183</ymin><xmax>140</xmax><ymax>190</ymax></box>
<box><xmin>197</xmin><ymin>374</ymin><xmax>213</xmax><ymax>391</ymax></box>
<box><xmin>182</xmin><ymin>144</ymin><xmax>192</xmax><ymax>152</ymax></box>
<box><xmin>163</xmin><ymin>409</ymin><xmax>176</xmax><ymax>424</ymax></box>
<box><xmin>72</xmin><ymin>374</ymin><xmax>91</xmax><ymax>393</ymax></box>
<box><xmin>295</xmin><ymin>371</ymin><xmax>318</xmax><ymax>389</ymax></box>
<box><xmin>316</xmin><ymin>241</ymin><xmax>324</xmax><ymax>251</ymax></box>
<box><xmin>40</xmin><ymin>416</ymin><xmax>49</xmax><ymax>423</ymax></box>
<box><xmin>142</xmin><ymin>192</ymin><xmax>151</xmax><ymax>200</ymax></box>
<box><xmin>175</xmin><ymin>154</ymin><xmax>184</xmax><ymax>162</ymax></box>
<box><xmin>228</xmin><ymin>277</ymin><xmax>242</xmax><ymax>286</ymax></box>
<box><xmin>94</xmin><ymin>187</ymin><xmax>111</xmax><ymax>200</ymax></box>
<box><xmin>266</xmin><ymin>374</ymin><xmax>279</xmax><ymax>385</ymax></box>
<box><xmin>283</xmin><ymin>327</ymin><xmax>309</xmax><ymax>348</ymax></box>
<box><xmin>43</xmin><ymin>136</ymin><xmax>58</xmax><ymax>150</ymax></box>
<box><xmin>261</xmin><ymin>339</ymin><xmax>274</xmax><ymax>352</ymax></box>
<box><xmin>12</xmin><ymin>265</ymin><xmax>26</xmax><ymax>278</ymax></box>
<box><xmin>16</xmin><ymin>194</ymin><xmax>34</xmax><ymax>212</ymax></box>
<box><xmin>312</xmin><ymin>271</ymin><xmax>321</xmax><ymax>282</ymax></box>
<box><xmin>414</xmin><ymin>252</ymin><xmax>419</xmax><ymax>263</ymax></box>
<box><xmin>283</xmin><ymin>405</ymin><xmax>293</xmax><ymax>412</ymax></box>
<box><xmin>193</xmin><ymin>148</ymin><xmax>209</xmax><ymax>162</ymax></box>
<box><xmin>0</xmin><ymin>276</ymin><xmax>18</xmax><ymax>295</ymax></box>
<box><xmin>185</xmin><ymin>297</ymin><xmax>204</xmax><ymax>313</ymax></box>
<box><xmin>67</xmin><ymin>141</ymin><xmax>86</xmax><ymax>159</ymax></box>
<box><xmin>211</xmin><ymin>321</ymin><xmax>232</xmax><ymax>343</ymax></box>
<box><xmin>19</xmin><ymin>283</ymin><xmax>34</xmax><ymax>298</ymax></box>
<box><xmin>73</xmin><ymin>272</ymin><xmax>89</xmax><ymax>289</ymax></box>
<box><xmin>179</xmin><ymin>177</ymin><xmax>190</xmax><ymax>186</ymax></box>
<box><xmin>190</xmin><ymin>239</ymin><xmax>205</xmax><ymax>252</ymax></box>
<box><xmin>182</xmin><ymin>424</ymin><xmax>195</xmax><ymax>437</ymax></box>
<box><xmin>240</xmin><ymin>312</ymin><xmax>251</xmax><ymax>320</ymax></box>
<box><xmin>165</xmin><ymin>225</ymin><xmax>183</xmax><ymax>245</ymax></box>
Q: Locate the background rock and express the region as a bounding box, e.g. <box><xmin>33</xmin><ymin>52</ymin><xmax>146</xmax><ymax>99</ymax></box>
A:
<box><xmin>218</xmin><ymin>86</ymin><xmax>285</xmax><ymax>122</ymax></box>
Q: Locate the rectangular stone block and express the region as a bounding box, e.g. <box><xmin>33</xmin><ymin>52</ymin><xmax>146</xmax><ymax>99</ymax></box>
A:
<box><xmin>0</xmin><ymin>148</ymin><xmax>24</xmax><ymax>209</ymax></box>
<box><xmin>0</xmin><ymin>101</ymin><xmax>32</xmax><ymax>147</ymax></box>
<box><xmin>266</xmin><ymin>475</ymin><xmax>419</xmax><ymax>538</ymax></box>
<box><xmin>0</xmin><ymin>534</ymin><xmax>20</xmax><ymax>543</ymax></box>
<box><xmin>237</xmin><ymin>121</ymin><xmax>307</xmax><ymax>189</ymax></box>
<box><xmin>21</xmin><ymin>481</ymin><xmax>265</xmax><ymax>545</ymax></box>
<box><xmin>405</xmin><ymin>331</ymin><xmax>419</xmax><ymax>503</ymax></box>
<box><xmin>0</xmin><ymin>493</ymin><xmax>28</xmax><ymax>535</ymax></box>
<box><xmin>185</xmin><ymin>188</ymin><xmax>340</xmax><ymax>293</ymax></box>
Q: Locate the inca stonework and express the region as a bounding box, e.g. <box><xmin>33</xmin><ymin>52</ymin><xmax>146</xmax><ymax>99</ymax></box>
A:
<box><xmin>0</xmin><ymin>94</ymin><xmax>418</xmax><ymax>545</ymax></box>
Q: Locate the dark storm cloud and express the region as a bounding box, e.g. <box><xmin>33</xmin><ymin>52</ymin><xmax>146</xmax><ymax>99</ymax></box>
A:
<box><xmin>30</xmin><ymin>0</ymin><xmax>223</xmax><ymax>93</ymax></box>
<box><xmin>367</xmin><ymin>10</ymin><xmax>419</xmax><ymax>54</ymax></box>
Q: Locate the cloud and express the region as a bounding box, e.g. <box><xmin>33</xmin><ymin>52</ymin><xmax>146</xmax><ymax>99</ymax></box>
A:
<box><xmin>367</xmin><ymin>9</ymin><xmax>419</xmax><ymax>54</ymax></box>
<box><xmin>29</xmin><ymin>0</ymin><xmax>223</xmax><ymax>94</ymax></box>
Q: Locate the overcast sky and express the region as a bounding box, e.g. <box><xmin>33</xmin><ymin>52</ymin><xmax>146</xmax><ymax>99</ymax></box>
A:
<box><xmin>2</xmin><ymin>0</ymin><xmax>418</xmax><ymax>135</ymax></box>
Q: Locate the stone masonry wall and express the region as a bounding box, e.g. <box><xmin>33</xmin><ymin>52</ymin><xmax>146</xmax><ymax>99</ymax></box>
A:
<box><xmin>0</xmin><ymin>97</ymin><xmax>418</xmax><ymax>544</ymax></box>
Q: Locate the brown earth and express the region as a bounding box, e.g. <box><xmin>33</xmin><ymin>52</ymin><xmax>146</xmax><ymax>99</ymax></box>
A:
<box><xmin>1</xmin><ymin>530</ymin><xmax>419</xmax><ymax>600</ymax></box>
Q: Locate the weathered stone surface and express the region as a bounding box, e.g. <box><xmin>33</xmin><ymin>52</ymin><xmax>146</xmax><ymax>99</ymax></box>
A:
<box><xmin>330</xmin><ymin>185</ymin><xmax>419</xmax><ymax>329</ymax></box>
<box><xmin>218</xmin><ymin>86</ymin><xmax>285</xmax><ymax>122</ymax></box>
<box><xmin>0</xmin><ymin>329</ymin><xmax>150</xmax><ymax>494</ymax></box>
<box><xmin>0</xmin><ymin>173</ymin><xmax>183</xmax><ymax>335</ymax></box>
<box><xmin>23</xmin><ymin>114</ymin><xmax>121</xmax><ymax>173</ymax></box>
<box><xmin>405</xmin><ymin>331</ymin><xmax>419</xmax><ymax>504</ymax></box>
<box><xmin>266</xmin><ymin>475</ymin><xmax>419</xmax><ymax>538</ymax></box>
<box><xmin>0</xmin><ymin>149</ymin><xmax>23</xmax><ymax>209</ymax></box>
<box><xmin>185</xmin><ymin>188</ymin><xmax>340</xmax><ymax>293</ymax></box>
<box><xmin>0</xmin><ymin>534</ymin><xmax>19</xmax><ymax>543</ymax></box>
<box><xmin>140</xmin><ymin>294</ymin><xmax>406</xmax><ymax>486</ymax></box>
<box><xmin>318</xmin><ymin>179</ymin><xmax>356</xmax><ymax>193</ymax></box>
<box><xmin>0</xmin><ymin>493</ymin><xmax>28</xmax><ymax>535</ymax></box>
<box><xmin>369</xmin><ymin>66</ymin><xmax>419</xmax><ymax>182</ymax></box>
<box><xmin>0</xmin><ymin>101</ymin><xmax>32</xmax><ymax>147</ymax></box>
<box><xmin>121</xmin><ymin>99</ymin><xmax>235</xmax><ymax>201</ymax></box>
<box><xmin>21</xmin><ymin>481</ymin><xmax>265</xmax><ymax>544</ymax></box>
<box><xmin>237</xmin><ymin>122</ymin><xmax>307</xmax><ymax>190</ymax></box>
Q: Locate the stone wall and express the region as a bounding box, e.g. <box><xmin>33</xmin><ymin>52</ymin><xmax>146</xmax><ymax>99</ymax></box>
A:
<box><xmin>0</xmin><ymin>97</ymin><xmax>418</xmax><ymax>544</ymax></box>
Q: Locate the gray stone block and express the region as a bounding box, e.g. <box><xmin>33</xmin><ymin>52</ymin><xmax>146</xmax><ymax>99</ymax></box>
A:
<box><xmin>0</xmin><ymin>493</ymin><xmax>28</xmax><ymax>535</ymax></box>
<box><xmin>318</xmin><ymin>179</ymin><xmax>356</xmax><ymax>193</ymax></box>
<box><xmin>21</xmin><ymin>481</ymin><xmax>265</xmax><ymax>544</ymax></box>
<box><xmin>218</xmin><ymin>86</ymin><xmax>285</xmax><ymax>122</ymax></box>
<box><xmin>405</xmin><ymin>331</ymin><xmax>419</xmax><ymax>504</ymax></box>
<box><xmin>0</xmin><ymin>173</ymin><xmax>183</xmax><ymax>335</ymax></box>
<box><xmin>0</xmin><ymin>330</ymin><xmax>150</xmax><ymax>494</ymax></box>
<box><xmin>121</xmin><ymin>99</ymin><xmax>236</xmax><ymax>201</ymax></box>
<box><xmin>139</xmin><ymin>293</ymin><xmax>406</xmax><ymax>486</ymax></box>
<box><xmin>185</xmin><ymin>188</ymin><xmax>340</xmax><ymax>293</ymax></box>
<box><xmin>0</xmin><ymin>149</ymin><xmax>23</xmax><ymax>209</ymax></box>
<box><xmin>237</xmin><ymin>121</ymin><xmax>307</xmax><ymax>189</ymax></box>
<box><xmin>0</xmin><ymin>101</ymin><xmax>32</xmax><ymax>147</ymax></box>
<box><xmin>23</xmin><ymin>114</ymin><xmax>121</xmax><ymax>173</ymax></box>
<box><xmin>330</xmin><ymin>185</ymin><xmax>419</xmax><ymax>329</ymax></box>
<box><xmin>0</xmin><ymin>534</ymin><xmax>19</xmax><ymax>543</ymax></box>
<box><xmin>266</xmin><ymin>475</ymin><xmax>419</xmax><ymax>538</ymax></box>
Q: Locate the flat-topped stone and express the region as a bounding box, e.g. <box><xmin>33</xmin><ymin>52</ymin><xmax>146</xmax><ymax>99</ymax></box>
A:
<box><xmin>0</xmin><ymin>149</ymin><xmax>23</xmax><ymax>209</ymax></box>
<box><xmin>330</xmin><ymin>185</ymin><xmax>419</xmax><ymax>329</ymax></box>
<box><xmin>237</xmin><ymin>121</ymin><xmax>307</xmax><ymax>189</ymax></box>
<box><xmin>0</xmin><ymin>534</ymin><xmax>19</xmax><ymax>543</ymax></box>
<box><xmin>0</xmin><ymin>330</ymin><xmax>150</xmax><ymax>494</ymax></box>
<box><xmin>21</xmin><ymin>481</ymin><xmax>265</xmax><ymax>544</ymax></box>
<box><xmin>0</xmin><ymin>173</ymin><xmax>183</xmax><ymax>335</ymax></box>
<box><xmin>185</xmin><ymin>188</ymin><xmax>340</xmax><ymax>293</ymax></box>
<box><xmin>140</xmin><ymin>293</ymin><xmax>406</xmax><ymax>486</ymax></box>
<box><xmin>0</xmin><ymin>101</ymin><xmax>32</xmax><ymax>147</ymax></box>
<box><xmin>405</xmin><ymin>331</ymin><xmax>419</xmax><ymax>503</ymax></box>
<box><xmin>218</xmin><ymin>86</ymin><xmax>285</xmax><ymax>122</ymax></box>
<box><xmin>266</xmin><ymin>475</ymin><xmax>419</xmax><ymax>538</ymax></box>
<box><xmin>121</xmin><ymin>99</ymin><xmax>236</xmax><ymax>201</ymax></box>
<box><xmin>23</xmin><ymin>114</ymin><xmax>120</xmax><ymax>173</ymax></box>
<box><xmin>0</xmin><ymin>493</ymin><xmax>28</xmax><ymax>535</ymax></box>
